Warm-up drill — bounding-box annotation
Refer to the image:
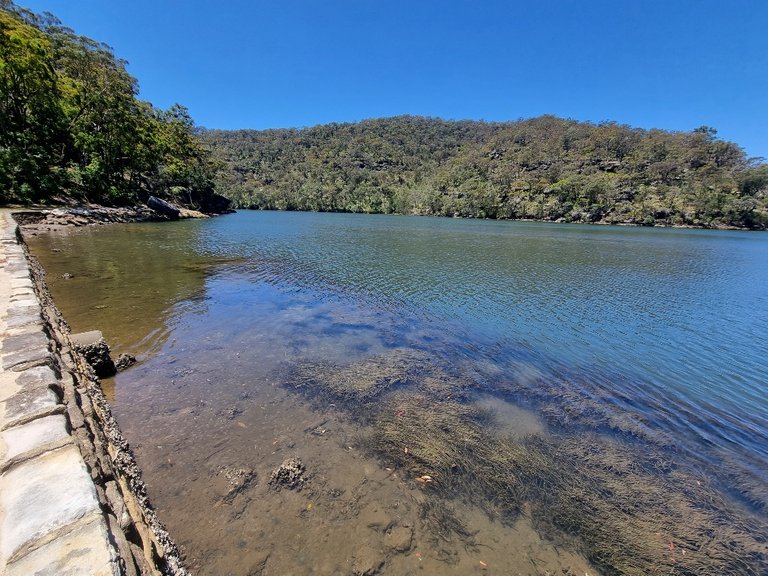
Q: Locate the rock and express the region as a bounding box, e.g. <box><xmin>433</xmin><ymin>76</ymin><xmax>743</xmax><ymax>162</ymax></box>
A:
<box><xmin>383</xmin><ymin>526</ymin><xmax>413</xmax><ymax>552</ymax></box>
<box><xmin>147</xmin><ymin>196</ymin><xmax>181</xmax><ymax>219</ymax></box>
<box><xmin>268</xmin><ymin>456</ymin><xmax>305</xmax><ymax>490</ymax></box>
<box><xmin>177</xmin><ymin>208</ymin><xmax>208</xmax><ymax>219</ymax></box>
<box><xmin>220</xmin><ymin>466</ymin><xmax>255</xmax><ymax>502</ymax></box>
<box><xmin>70</xmin><ymin>331</ymin><xmax>116</xmax><ymax>378</ymax></box>
<box><xmin>599</xmin><ymin>160</ymin><xmax>622</xmax><ymax>172</ymax></box>
<box><xmin>351</xmin><ymin>547</ymin><xmax>384</xmax><ymax>576</ymax></box>
<box><xmin>200</xmin><ymin>192</ymin><xmax>234</xmax><ymax>214</ymax></box>
<box><xmin>115</xmin><ymin>353</ymin><xmax>136</xmax><ymax>371</ymax></box>
<box><xmin>224</xmin><ymin>405</ymin><xmax>243</xmax><ymax>419</ymax></box>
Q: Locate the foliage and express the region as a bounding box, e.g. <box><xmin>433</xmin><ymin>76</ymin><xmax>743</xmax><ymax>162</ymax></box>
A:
<box><xmin>0</xmin><ymin>1</ymin><xmax>217</xmax><ymax>207</ymax></box>
<box><xmin>202</xmin><ymin>116</ymin><xmax>768</xmax><ymax>229</ymax></box>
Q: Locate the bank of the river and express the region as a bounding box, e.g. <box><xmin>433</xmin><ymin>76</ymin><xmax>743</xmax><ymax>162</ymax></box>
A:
<box><xmin>11</xmin><ymin>200</ymin><xmax>221</xmax><ymax>238</ymax></box>
<box><xmin>0</xmin><ymin>209</ymin><xmax>188</xmax><ymax>575</ymax></box>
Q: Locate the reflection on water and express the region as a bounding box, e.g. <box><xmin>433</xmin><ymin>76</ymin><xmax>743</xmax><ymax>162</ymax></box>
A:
<box><xmin>25</xmin><ymin>221</ymin><xmax>238</xmax><ymax>357</ymax></box>
<box><xmin>26</xmin><ymin>212</ymin><xmax>768</xmax><ymax>575</ymax></box>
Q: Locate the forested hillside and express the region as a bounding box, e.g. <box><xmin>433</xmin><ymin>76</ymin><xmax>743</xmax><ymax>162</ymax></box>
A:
<box><xmin>0</xmin><ymin>1</ymin><xmax>219</xmax><ymax>209</ymax></box>
<box><xmin>202</xmin><ymin>116</ymin><xmax>768</xmax><ymax>228</ymax></box>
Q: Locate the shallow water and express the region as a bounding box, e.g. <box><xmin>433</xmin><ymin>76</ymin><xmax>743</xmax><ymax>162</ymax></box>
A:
<box><xmin>27</xmin><ymin>211</ymin><xmax>768</xmax><ymax>575</ymax></box>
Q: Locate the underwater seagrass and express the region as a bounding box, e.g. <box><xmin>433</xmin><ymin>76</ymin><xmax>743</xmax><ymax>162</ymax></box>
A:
<box><xmin>279</xmin><ymin>349</ymin><xmax>768</xmax><ymax>576</ymax></box>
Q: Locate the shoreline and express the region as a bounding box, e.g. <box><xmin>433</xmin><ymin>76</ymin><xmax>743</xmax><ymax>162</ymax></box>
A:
<box><xmin>226</xmin><ymin>206</ymin><xmax>767</xmax><ymax>231</ymax></box>
<box><xmin>5</xmin><ymin>202</ymin><xmax>765</xmax><ymax>233</ymax></box>
<box><xmin>11</xmin><ymin>203</ymin><xmax>228</xmax><ymax>238</ymax></box>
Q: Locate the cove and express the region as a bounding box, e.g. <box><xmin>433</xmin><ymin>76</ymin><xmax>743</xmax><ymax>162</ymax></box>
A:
<box><xmin>27</xmin><ymin>211</ymin><xmax>768</xmax><ymax>575</ymax></box>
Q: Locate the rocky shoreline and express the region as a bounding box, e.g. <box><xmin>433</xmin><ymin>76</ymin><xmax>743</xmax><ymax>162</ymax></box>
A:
<box><xmin>12</xmin><ymin>197</ymin><xmax>234</xmax><ymax>237</ymax></box>
<box><xmin>16</xmin><ymin>222</ymin><xmax>190</xmax><ymax>575</ymax></box>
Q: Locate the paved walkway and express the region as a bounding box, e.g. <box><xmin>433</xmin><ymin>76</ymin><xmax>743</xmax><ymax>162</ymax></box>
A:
<box><xmin>0</xmin><ymin>210</ymin><xmax>119</xmax><ymax>575</ymax></box>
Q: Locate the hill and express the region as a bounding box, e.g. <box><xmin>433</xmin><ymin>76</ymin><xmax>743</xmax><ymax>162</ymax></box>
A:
<box><xmin>201</xmin><ymin>116</ymin><xmax>768</xmax><ymax>228</ymax></box>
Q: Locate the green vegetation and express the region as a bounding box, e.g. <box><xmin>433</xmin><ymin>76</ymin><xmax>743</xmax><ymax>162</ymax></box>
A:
<box><xmin>283</xmin><ymin>349</ymin><xmax>768</xmax><ymax>575</ymax></box>
<box><xmin>0</xmin><ymin>1</ymin><xmax>218</xmax><ymax>208</ymax></box>
<box><xmin>202</xmin><ymin>116</ymin><xmax>768</xmax><ymax>229</ymax></box>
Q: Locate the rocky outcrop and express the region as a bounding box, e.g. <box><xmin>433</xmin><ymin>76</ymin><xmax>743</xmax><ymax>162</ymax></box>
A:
<box><xmin>13</xmin><ymin>206</ymin><xmax>162</xmax><ymax>236</ymax></box>
<box><xmin>70</xmin><ymin>331</ymin><xmax>116</xmax><ymax>378</ymax></box>
<box><xmin>14</xmin><ymin>198</ymin><xmax>233</xmax><ymax>236</ymax></box>
<box><xmin>147</xmin><ymin>196</ymin><xmax>181</xmax><ymax>219</ymax></box>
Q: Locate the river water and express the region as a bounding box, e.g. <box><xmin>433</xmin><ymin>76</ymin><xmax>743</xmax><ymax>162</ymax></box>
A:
<box><xmin>27</xmin><ymin>211</ymin><xmax>768</xmax><ymax>575</ymax></box>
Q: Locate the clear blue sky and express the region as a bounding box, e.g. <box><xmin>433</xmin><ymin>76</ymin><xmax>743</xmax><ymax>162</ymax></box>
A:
<box><xmin>18</xmin><ymin>0</ymin><xmax>768</xmax><ymax>159</ymax></box>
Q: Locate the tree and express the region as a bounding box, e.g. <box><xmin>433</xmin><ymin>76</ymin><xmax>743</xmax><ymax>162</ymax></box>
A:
<box><xmin>1</xmin><ymin>1</ymin><xmax>220</xmax><ymax>207</ymax></box>
<box><xmin>0</xmin><ymin>11</ymin><xmax>65</xmax><ymax>201</ymax></box>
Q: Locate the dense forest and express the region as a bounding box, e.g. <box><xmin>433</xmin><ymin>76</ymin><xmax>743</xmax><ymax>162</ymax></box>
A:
<box><xmin>202</xmin><ymin>116</ymin><xmax>768</xmax><ymax>228</ymax></box>
<box><xmin>0</xmin><ymin>1</ymin><xmax>220</xmax><ymax>209</ymax></box>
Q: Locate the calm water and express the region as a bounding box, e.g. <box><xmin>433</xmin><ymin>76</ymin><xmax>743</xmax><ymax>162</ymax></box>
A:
<box><xmin>28</xmin><ymin>211</ymin><xmax>768</xmax><ymax>575</ymax></box>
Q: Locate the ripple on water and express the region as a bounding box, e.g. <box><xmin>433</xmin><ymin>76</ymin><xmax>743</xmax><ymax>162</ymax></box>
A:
<box><xmin>26</xmin><ymin>211</ymin><xmax>768</xmax><ymax>574</ymax></box>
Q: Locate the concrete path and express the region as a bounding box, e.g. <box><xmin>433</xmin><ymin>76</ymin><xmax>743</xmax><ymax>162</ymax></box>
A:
<box><xmin>0</xmin><ymin>210</ymin><xmax>119</xmax><ymax>575</ymax></box>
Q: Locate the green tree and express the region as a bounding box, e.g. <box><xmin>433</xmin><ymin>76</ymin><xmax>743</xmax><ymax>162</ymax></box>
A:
<box><xmin>1</xmin><ymin>1</ymin><xmax>220</xmax><ymax>208</ymax></box>
<box><xmin>0</xmin><ymin>10</ymin><xmax>65</xmax><ymax>201</ymax></box>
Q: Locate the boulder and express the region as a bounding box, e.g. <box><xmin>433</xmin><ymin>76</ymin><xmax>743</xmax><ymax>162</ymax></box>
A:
<box><xmin>199</xmin><ymin>192</ymin><xmax>234</xmax><ymax>214</ymax></box>
<box><xmin>147</xmin><ymin>196</ymin><xmax>181</xmax><ymax>219</ymax></box>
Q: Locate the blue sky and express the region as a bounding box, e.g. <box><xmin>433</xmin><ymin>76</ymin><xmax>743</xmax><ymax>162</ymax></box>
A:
<box><xmin>18</xmin><ymin>0</ymin><xmax>768</xmax><ymax>159</ymax></box>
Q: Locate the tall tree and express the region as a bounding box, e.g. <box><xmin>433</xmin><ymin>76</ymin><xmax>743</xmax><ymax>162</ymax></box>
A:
<box><xmin>0</xmin><ymin>10</ymin><xmax>65</xmax><ymax>201</ymax></box>
<box><xmin>0</xmin><ymin>1</ymin><xmax>220</xmax><ymax>207</ymax></box>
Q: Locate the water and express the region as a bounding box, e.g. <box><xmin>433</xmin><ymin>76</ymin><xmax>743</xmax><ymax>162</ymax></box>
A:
<box><xmin>27</xmin><ymin>211</ymin><xmax>768</xmax><ymax>575</ymax></box>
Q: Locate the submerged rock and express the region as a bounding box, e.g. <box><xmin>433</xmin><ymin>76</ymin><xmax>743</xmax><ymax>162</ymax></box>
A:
<box><xmin>70</xmin><ymin>330</ymin><xmax>116</xmax><ymax>378</ymax></box>
<box><xmin>351</xmin><ymin>547</ymin><xmax>384</xmax><ymax>576</ymax></box>
<box><xmin>269</xmin><ymin>456</ymin><xmax>306</xmax><ymax>490</ymax></box>
<box><xmin>115</xmin><ymin>353</ymin><xmax>137</xmax><ymax>371</ymax></box>
<box><xmin>383</xmin><ymin>526</ymin><xmax>413</xmax><ymax>552</ymax></box>
<box><xmin>220</xmin><ymin>466</ymin><xmax>255</xmax><ymax>502</ymax></box>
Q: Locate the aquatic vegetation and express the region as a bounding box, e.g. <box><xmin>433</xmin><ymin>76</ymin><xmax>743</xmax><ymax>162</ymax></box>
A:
<box><xmin>280</xmin><ymin>349</ymin><xmax>768</xmax><ymax>575</ymax></box>
<box><xmin>417</xmin><ymin>498</ymin><xmax>478</xmax><ymax>553</ymax></box>
<box><xmin>523</xmin><ymin>435</ymin><xmax>768</xmax><ymax>576</ymax></box>
<box><xmin>364</xmin><ymin>391</ymin><xmax>526</xmax><ymax>521</ymax></box>
<box><xmin>283</xmin><ymin>348</ymin><xmax>431</xmax><ymax>407</ymax></box>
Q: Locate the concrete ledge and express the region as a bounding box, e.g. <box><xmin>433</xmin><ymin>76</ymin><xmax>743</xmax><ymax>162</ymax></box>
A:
<box><xmin>1</xmin><ymin>412</ymin><xmax>72</xmax><ymax>463</ymax></box>
<box><xmin>0</xmin><ymin>382</ymin><xmax>62</xmax><ymax>431</ymax></box>
<box><xmin>5</xmin><ymin>515</ymin><xmax>118</xmax><ymax>576</ymax></box>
